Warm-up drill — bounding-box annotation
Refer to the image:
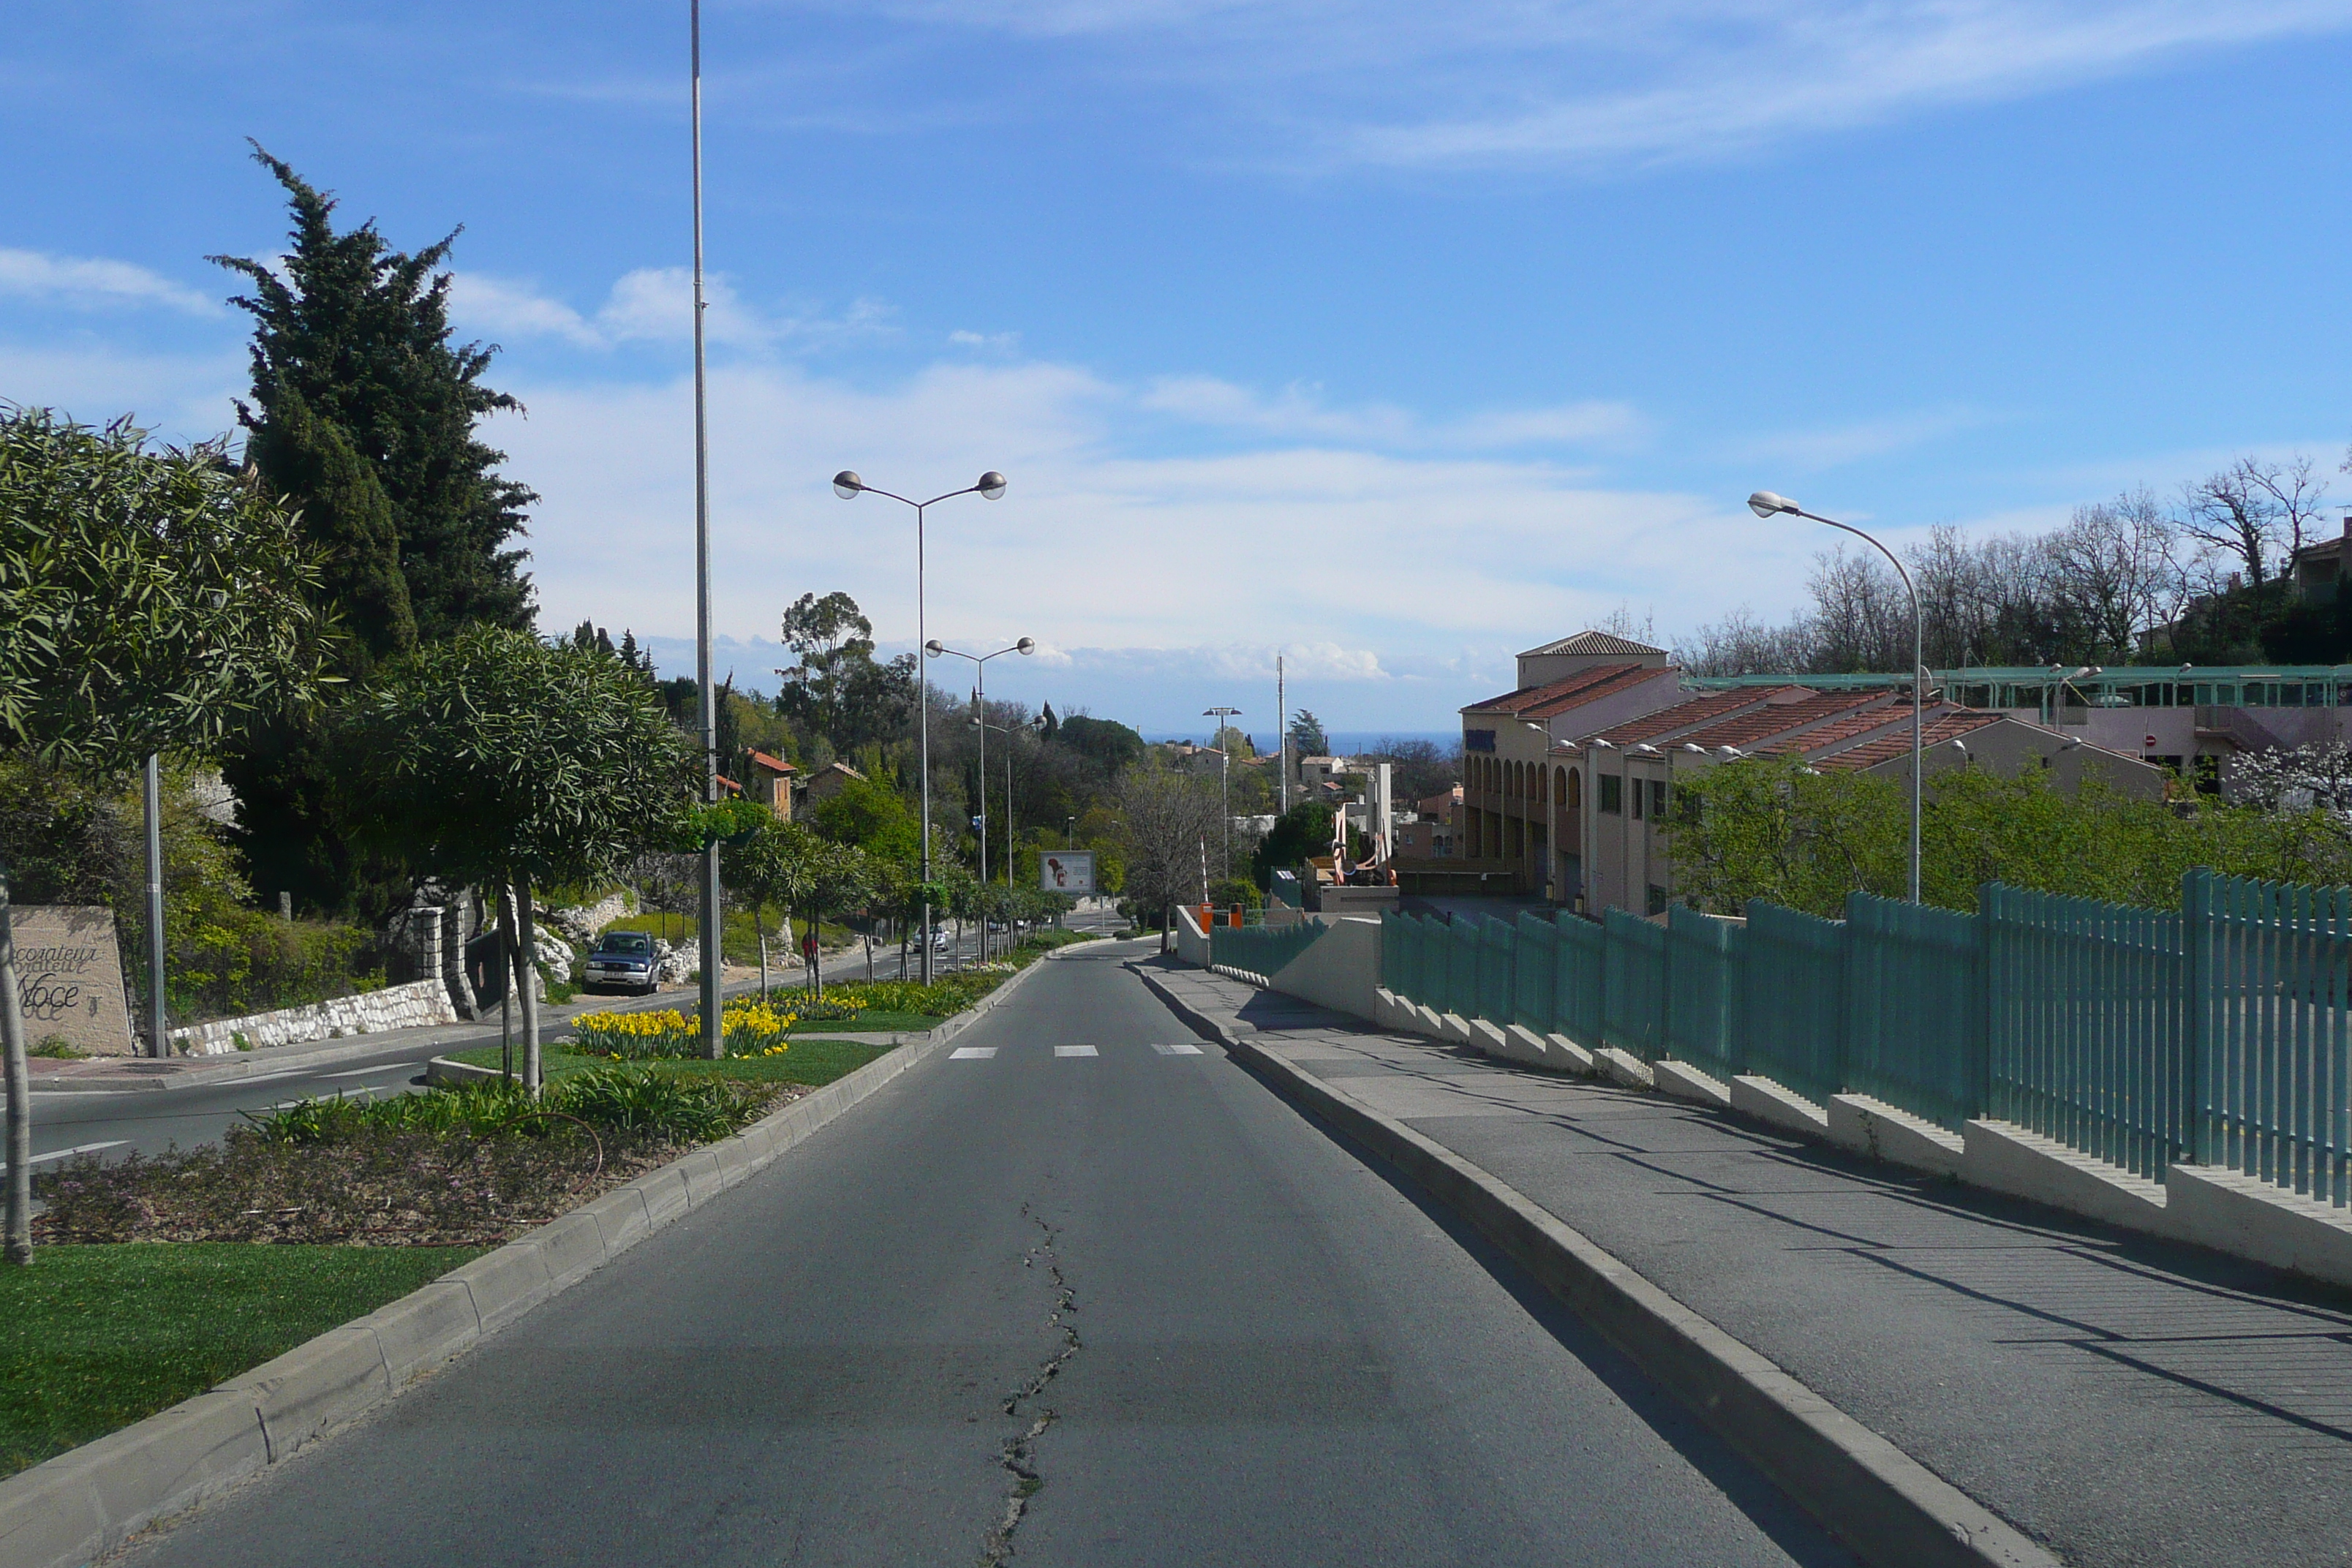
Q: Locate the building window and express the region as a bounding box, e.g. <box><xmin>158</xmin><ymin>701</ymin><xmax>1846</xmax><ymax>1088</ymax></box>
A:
<box><xmin>1599</xmin><ymin>774</ymin><xmax>1623</xmax><ymax>814</ymax></box>
<box><xmin>1648</xmin><ymin>780</ymin><xmax>1667</xmax><ymax>820</ymax></box>
<box><xmin>1465</xmin><ymin>728</ymin><xmax>1496</xmax><ymax>753</ymax></box>
<box><xmin>1629</xmin><ymin>775</ymin><xmax>1644</xmax><ymax>819</ymax></box>
<box><xmin>1646</xmin><ymin>884</ymin><xmax>1669</xmax><ymax>916</ymax></box>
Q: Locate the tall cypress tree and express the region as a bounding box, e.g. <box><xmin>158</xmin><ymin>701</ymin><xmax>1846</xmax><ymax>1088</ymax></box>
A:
<box><xmin>212</xmin><ymin>148</ymin><xmax>535</xmax><ymax>916</ymax></box>
<box><xmin>244</xmin><ymin>385</ymin><xmax>416</xmax><ymax>674</ymax></box>
<box><xmin>213</xmin><ymin>145</ymin><xmax>537</xmax><ymax>641</ymax></box>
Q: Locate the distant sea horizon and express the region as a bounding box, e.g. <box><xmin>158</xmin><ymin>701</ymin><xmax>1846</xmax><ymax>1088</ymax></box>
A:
<box><xmin>1139</xmin><ymin>728</ymin><xmax>1458</xmax><ymax>755</ymax></box>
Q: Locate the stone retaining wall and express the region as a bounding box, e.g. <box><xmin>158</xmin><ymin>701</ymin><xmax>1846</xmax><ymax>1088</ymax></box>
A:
<box><xmin>170</xmin><ymin>979</ymin><xmax>459</xmax><ymax>1056</ymax></box>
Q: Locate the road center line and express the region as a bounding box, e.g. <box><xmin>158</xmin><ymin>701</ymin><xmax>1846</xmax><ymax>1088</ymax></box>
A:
<box><xmin>1054</xmin><ymin>1045</ymin><xmax>1098</xmax><ymax>1058</ymax></box>
<box><xmin>4</xmin><ymin>1139</ymin><xmax>129</xmax><ymax>1172</ymax></box>
<box><xmin>950</xmin><ymin>1047</ymin><xmax>998</xmax><ymax>1060</ymax></box>
<box><xmin>1148</xmin><ymin>1041</ymin><xmax>1203</xmax><ymax>1056</ymax></box>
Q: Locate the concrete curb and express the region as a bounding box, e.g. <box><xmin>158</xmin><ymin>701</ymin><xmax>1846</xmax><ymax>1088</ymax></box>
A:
<box><xmin>0</xmin><ymin>941</ymin><xmax>1090</xmax><ymax>1568</ymax></box>
<box><xmin>1134</xmin><ymin>966</ymin><xmax>2056</xmax><ymax>1568</ymax></box>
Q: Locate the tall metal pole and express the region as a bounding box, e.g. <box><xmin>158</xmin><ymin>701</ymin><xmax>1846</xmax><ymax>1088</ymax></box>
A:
<box><xmin>973</xmin><ymin>674</ymin><xmax>987</xmax><ymax>962</ymax></box>
<box><xmin>1278</xmin><ymin>652</ymin><xmax>1289</xmax><ymax>816</ymax></box>
<box><xmin>917</xmin><ymin>502</ymin><xmax>932</xmax><ymax>981</ymax></box>
<box><xmin>0</xmin><ymin>862</ymin><xmax>29</xmax><ymax>1263</ymax></box>
<box><xmin>143</xmin><ymin>754</ymin><xmax>167</xmax><ymax>1057</ymax></box>
<box><xmin>691</xmin><ymin>0</ymin><xmax>723</xmax><ymax>1055</ymax></box>
<box><xmin>1768</xmin><ymin>500</ymin><xmax>1922</xmax><ymax>904</ymax></box>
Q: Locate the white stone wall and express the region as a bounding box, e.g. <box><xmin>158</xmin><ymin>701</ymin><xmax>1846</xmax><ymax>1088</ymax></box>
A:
<box><xmin>170</xmin><ymin>978</ymin><xmax>459</xmax><ymax>1056</ymax></box>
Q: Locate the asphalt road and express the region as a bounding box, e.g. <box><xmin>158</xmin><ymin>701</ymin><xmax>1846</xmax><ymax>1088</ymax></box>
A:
<box><xmin>118</xmin><ymin>938</ymin><xmax>1851</xmax><ymax>1568</ymax></box>
<box><xmin>26</xmin><ymin>915</ymin><xmax>1114</xmax><ymax>1166</ymax></box>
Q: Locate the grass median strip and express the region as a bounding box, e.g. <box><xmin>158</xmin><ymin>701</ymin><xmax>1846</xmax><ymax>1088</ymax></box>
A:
<box><xmin>451</xmin><ymin>1039</ymin><xmax>892</xmax><ymax>1087</ymax></box>
<box><xmin>0</xmin><ymin>1243</ymin><xmax>486</xmax><ymax>1479</ymax></box>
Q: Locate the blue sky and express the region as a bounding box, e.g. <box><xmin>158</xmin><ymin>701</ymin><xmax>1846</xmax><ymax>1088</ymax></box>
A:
<box><xmin>10</xmin><ymin>1</ymin><xmax>2352</xmax><ymax>734</ymax></box>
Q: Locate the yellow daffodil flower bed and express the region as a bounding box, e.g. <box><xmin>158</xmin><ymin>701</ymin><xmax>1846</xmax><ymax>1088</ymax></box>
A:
<box><xmin>573</xmin><ymin>1002</ymin><xmax>796</xmax><ymax>1060</ymax></box>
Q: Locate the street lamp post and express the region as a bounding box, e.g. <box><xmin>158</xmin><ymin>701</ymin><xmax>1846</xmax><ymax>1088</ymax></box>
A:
<box><xmin>834</xmin><ymin>470</ymin><xmax>1006</xmax><ymax>981</ymax></box>
<box><xmin>927</xmin><ymin>637</ymin><xmax>1034</xmax><ymax>961</ymax></box>
<box><xmin>1203</xmin><ymin>706</ymin><xmax>1240</xmax><ymax>881</ymax></box>
<box><xmin>690</xmin><ymin>0</ymin><xmax>723</xmax><ymax>1059</ymax></box>
<box><xmin>973</xmin><ymin>714</ymin><xmax>1049</xmax><ymax>920</ymax></box>
<box><xmin>1749</xmin><ymin>491</ymin><xmax>1923</xmax><ymax>903</ymax></box>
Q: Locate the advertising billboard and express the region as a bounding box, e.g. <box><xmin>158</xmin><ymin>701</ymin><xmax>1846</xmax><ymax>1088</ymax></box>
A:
<box><xmin>1039</xmin><ymin>850</ymin><xmax>1095</xmax><ymax>895</ymax></box>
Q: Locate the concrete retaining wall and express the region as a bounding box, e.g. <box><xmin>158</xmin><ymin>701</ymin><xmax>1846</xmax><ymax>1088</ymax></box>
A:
<box><xmin>1264</xmin><ymin>916</ymin><xmax>1382</xmax><ymax>1021</ymax></box>
<box><xmin>170</xmin><ymin>979</ymin><xmax>459</xmax><ymax>1056</ymax></box>
<box><xmin>1173</xmin><ymin>905</ymin><xmax>1210</xmax><ymax>968</ymax></box>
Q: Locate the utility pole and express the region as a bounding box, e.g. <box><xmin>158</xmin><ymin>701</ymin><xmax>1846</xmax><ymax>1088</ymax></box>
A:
<box><xmin>143</xmin><ymin>755</ymin><xmax>167</xmax><ymax>1057</ymax></box>
<box><xmin>1277</xmin><ymin>652</ymin><xmax>1288</xmax><ymax>816</ymax></box>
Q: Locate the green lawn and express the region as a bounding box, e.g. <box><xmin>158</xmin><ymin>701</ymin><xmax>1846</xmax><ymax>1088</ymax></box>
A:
<box><xmin>783</xmin><ymin>1009</ymin><xmax>941</xmax><ymax>1036</ymax></box>
<box><xmin>451</xmin><ymin>1038</ymin><xmax>892</xmax><ymax>1088</ymax></box>
<box><xmin>0</xmin><ymin>1243</ymin><xmax>485</xmax><ymax>1477</ymax></box>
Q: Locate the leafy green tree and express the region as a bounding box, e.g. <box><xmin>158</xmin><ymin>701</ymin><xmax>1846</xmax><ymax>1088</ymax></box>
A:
<box><xmin>811</xmin><ymin>773</ymin><xmax>922</xmax><ymax>864</ymax></box>
<box><xmin>214</xmin><ymin>147</ymin><xmax>536</xmax><ymax>641</ymax></box>
<box><xmin>1251</xmin><ymin>800</ymin><xmax>1335</xmax><ymax>890</ymax></box>
<box><xmin>0</xmin><ymin>406</ymin><xmax>336</xmax><ymax>1262</ymax></box>
<box><xmin>342</xmin><ymin>629</ymin><xmax>693</xmax><ymax>1088</ymax></box>
<box><xmin>1667</xmin><ymin>755</ymin><xmax>2352</xmax><ymax>917</ymax></box>
<box><xmin>1288</xmin><ymin>709</ymin><xmax>1330</xmax><ymax>758</ymax></box>
<box><xmin>1056</xmin><ymin>714</ymin><xmax>1145</xmax><ymax>775</ymax></box>
<box><xmin>214</xmin><ymin>149</ymin><xmax>540</xmax><ymax>913</ymax></box>
<box><xmin>774</xmin><ymin>591</ymin><xmax>916</xmax><ymax>755</ymax></box>
<box><xmin>244</xmin><ymin>385</ymin><xmax>416</xmax><ymax>674</ymax></box>
<box><xmin>0</xmin><ymin>410</ymin><xmax>333</xmax><ymax>769</ymax></box>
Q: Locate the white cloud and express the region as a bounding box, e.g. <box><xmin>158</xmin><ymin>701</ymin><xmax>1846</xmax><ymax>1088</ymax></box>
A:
<box><xmin>1731</xmin><ymin>407</ymin><xmax>1990</xmax><ymax>472</ymax></box>
<box><xmin>448</xmin><ymin>268</ymin><xmax>896</xmax><ymax>352</ymax></box>
<box><xmin>1140</xmin><ymin>373</ymin><xmax>1641</xmax><ymax>451</ymax></box>
<box><xmin>949</xmin><ymin>328</ymin><xmax>1022</xmax><ymax>351</ymax></box>
<box><xmin>498</xmin><ymin>343</ymin><xmax>1803</xmax><ymax>730</ymax></box>
<box><xmin>0</xmin><ymin>248</ymin><xmax>219</xmax><ymax>315</ymax></box>
<box><xmin>0</xmin><ymin>342</ymin><xmax>244</xmax><ymax>436</ymax></box>
<box><xmin>818</xmin><ymin>1</ymin><xmax>2352</xmax><ymax>170</ymax></box>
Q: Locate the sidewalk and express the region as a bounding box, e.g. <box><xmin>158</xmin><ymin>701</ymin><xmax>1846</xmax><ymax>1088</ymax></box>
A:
<box><xmin>1146</xmin><ymin>964</ymin><xmax>2352</xmax><ymax>1568</ymax></box>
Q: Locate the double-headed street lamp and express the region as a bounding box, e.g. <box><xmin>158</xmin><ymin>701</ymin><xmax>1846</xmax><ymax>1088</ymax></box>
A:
<box><xmin>1203</xmin><ymin>706</ymin><xmax>1240</xmax><ymax>881</ymax></box>
<box><xmin>927</xmin><ymin>637</ymin><xmax>1033</xmax><ymax>960</ymax></box>
<box><xmin>1748</xmin><ymin>491</ymin><xmax>1923</xmax><ymax>904</ymax></box>
<box><xmin>833</xmin><ymin>470</ymin><xmax>1006</xmax><ymax>981</ymax></box>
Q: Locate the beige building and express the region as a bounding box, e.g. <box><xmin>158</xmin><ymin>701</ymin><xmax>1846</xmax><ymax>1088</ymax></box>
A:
<box><xmin>1454</xmin><ymin>629</ymin><xmax>2166</xmax><ymax>916</ymax></box>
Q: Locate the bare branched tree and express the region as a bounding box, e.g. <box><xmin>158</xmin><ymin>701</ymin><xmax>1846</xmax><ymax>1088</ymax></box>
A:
<box><xmin>1115</xmin><ymin>760</ymin><xmax>1224</xmax><ymax>939</ymax></box>
<box><xmin>2175</xmin><ymin>455</ymin><xmax>2327</xmax><ymax>588</ymax></box>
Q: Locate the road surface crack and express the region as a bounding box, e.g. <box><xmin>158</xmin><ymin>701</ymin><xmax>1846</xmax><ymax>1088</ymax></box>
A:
<box><xmin>979</xmin><ymin>1205</ymin><xmax>1080</xmax><ymax>1566</ymax></box>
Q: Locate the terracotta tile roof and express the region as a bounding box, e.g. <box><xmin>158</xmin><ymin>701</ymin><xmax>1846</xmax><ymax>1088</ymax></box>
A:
<box><xmin>1754</xmin><ymin>704</ymin><xmax>1913</xmax><ymax>757</ymax></box>
<box><xmin>1518</xmin><ymin>630</ymin><xmax>1667</xmax><ymax>659</ymax></box>
<box><xmin>1591</xmin><ymin>689</ymin><xmax>1790</xmax><ymax>747</ymax></box>
<box><xmin>1655</xmin><ymin>691</ymin><xmax>1890</xmax><ymax>752</ymax></box>
<box><xmin>1464</xmin><ymin>662</ymin><xmax>1666</xmax><ymax>719</ymax></box>
<box><xmin>1814</xmin><ymin>710</ymin><xmax>2003</xmax><ymax>770</ymax></box>
<box><xmin>747</xmin><ymin>750</ymin><xmax>796</xmax><ymax>774</ymax></box>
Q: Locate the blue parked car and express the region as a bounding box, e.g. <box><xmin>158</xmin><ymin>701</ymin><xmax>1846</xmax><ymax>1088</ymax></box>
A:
<box><xmin>582</xmin><ymin>930</ymin><xmax>659</xmax><ymax>995</ymax></box>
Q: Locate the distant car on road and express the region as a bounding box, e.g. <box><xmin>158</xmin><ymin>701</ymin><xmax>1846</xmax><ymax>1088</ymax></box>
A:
<box><xmin>583</xmin><ymin>930</ymin><xmax>659</xmax><ymax>995</ymax></box>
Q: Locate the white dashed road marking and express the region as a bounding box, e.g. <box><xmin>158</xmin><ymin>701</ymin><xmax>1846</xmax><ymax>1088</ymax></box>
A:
<box><xmin>1053</xmin><ymin>1045</ymin><xmax>1099</xmax><ymax>1058</ymax></box>
<box><xmin>950</xmin><ymin>1047</ymin><xmax>998</xmax><ymax>1060</ymax></box>
<box><xmin>4</xmin><ymin>1139</ymin><xmax>128</xmax><ymax>1172</ymax></box>
<box><xmin>1148</xmin><ymin>1041</ymin><xmax>1204</xmax><ymax>1056</ymax></box>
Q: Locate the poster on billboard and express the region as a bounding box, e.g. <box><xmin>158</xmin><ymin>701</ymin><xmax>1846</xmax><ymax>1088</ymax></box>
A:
<box><xmin>1039</xmin><ymin>850</ymin><xmax>1095</xmax><ymax>895</ymax></box>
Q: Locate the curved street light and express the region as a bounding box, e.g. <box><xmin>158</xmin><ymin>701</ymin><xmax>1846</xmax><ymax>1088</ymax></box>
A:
<box><xmin>1749</xmin><ymin>490</ymin><xmax>1923</xmax><ymax>903</ymax></box>
<box><xmin>926</xmin><ymin>637</ymin><xmax>1034</xmax><ymax>960</ymax></box>
<box><xmin>833</xmin><ymin>470</ymin><xmax>1006</xmax><ymax>979</ymax></box>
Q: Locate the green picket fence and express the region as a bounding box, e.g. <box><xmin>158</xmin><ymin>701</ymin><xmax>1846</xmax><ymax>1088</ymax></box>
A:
<box><xmin>1371</xmin><ymin>870</ymin><xmax>2352</xmax><ymax>1210</ymax></box>
<box><xmin>1210</xmin><ymin>917</ymin><xmax>1330</xmax><ymax>981</ymax></box>
<box><xmin>2187</xmin><ymin>871</ymin><xmax>2352</xmax><ymax>1207</ymax></box>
